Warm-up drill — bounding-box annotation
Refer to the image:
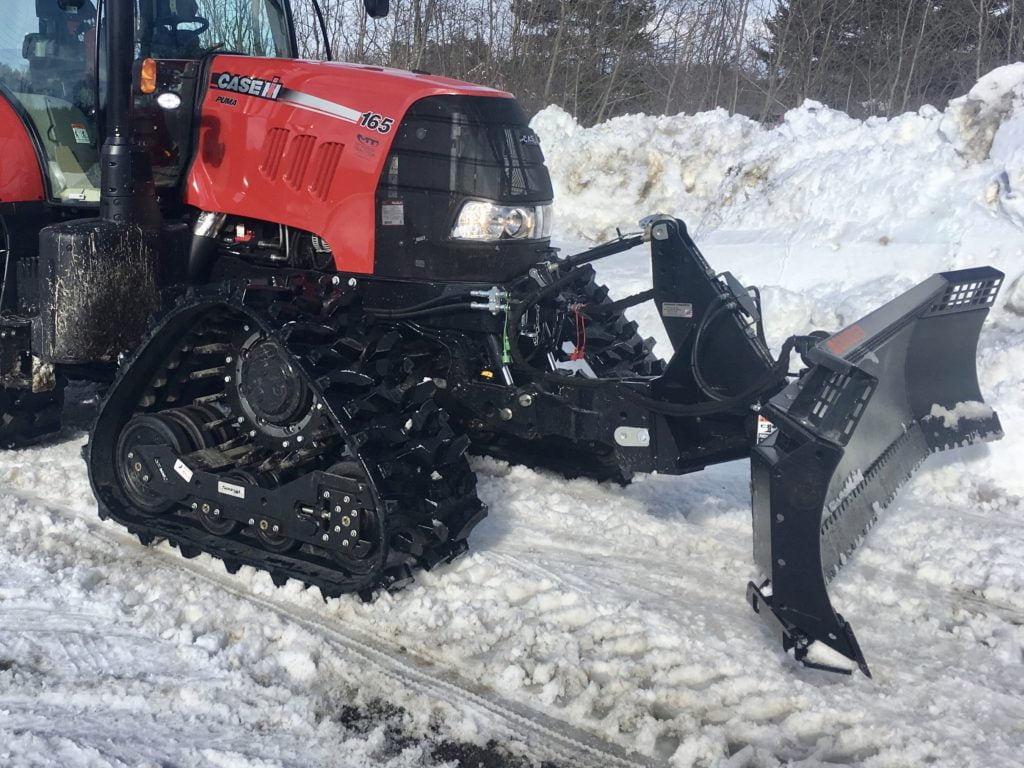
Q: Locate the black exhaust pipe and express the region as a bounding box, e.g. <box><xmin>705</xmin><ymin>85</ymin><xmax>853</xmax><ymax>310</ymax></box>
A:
<box><xmin>99</xmin><ymin>0</ymin><xmax>158</xmax><ymax>226</ymax></box>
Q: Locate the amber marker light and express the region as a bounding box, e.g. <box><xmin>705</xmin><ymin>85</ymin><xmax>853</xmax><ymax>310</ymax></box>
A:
<box><xmin>140</xmin><ymin>58</ymin><xmax>158</xmax><ymax>94</ymax></box>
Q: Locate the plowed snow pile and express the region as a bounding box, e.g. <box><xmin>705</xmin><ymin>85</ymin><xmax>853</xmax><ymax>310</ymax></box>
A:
<box><xmin>2</xmin><ymin>66</ymin><xmax>1024</xmax><ymax>768</ymax></box>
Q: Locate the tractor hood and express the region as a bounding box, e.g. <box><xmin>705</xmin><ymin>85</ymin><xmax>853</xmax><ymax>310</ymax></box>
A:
<box><xmin>185</xmin><ymin>56</ymin><xmax>528</xmax><ymax>275</ymax></box>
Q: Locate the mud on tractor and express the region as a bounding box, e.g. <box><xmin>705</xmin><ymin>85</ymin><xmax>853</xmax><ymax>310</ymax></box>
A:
<box><xmin>0</xmin><ymin>0</ymin><xmax>1004</xmax><ymax>675</ymax></box>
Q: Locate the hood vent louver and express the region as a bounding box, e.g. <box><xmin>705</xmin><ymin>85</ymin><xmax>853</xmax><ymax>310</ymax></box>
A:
<box><xmin>283</xmin><ymin>134</ymin><xmax>316</xmax><ymax>191</ymax></box>
<box><xmin>308</xmin><ymin>142</ymin><xmax>344</xmax><ymax>201</ymax></box>
<box><xmin>258</xmin><ymin>127</ymin><xmax>290</xmax><ymax>180</ymax></box>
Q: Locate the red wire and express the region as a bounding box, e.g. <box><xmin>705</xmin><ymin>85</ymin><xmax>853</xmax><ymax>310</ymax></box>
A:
<box><xmin>570</xmin><ymin>305</ymin><xmax>587</xmax><ymax>361</ymax></box>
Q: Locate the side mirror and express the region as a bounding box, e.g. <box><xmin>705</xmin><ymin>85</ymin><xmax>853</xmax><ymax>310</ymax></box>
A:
<box><xmin>363</xmin><ymin>0</ymin><xmax>389</xmax><ymax>18</ymax></box>
<box><xmin>22</xmin><ymin>32</ymin><xmax>54</xmax><ymax>61</ymax></box>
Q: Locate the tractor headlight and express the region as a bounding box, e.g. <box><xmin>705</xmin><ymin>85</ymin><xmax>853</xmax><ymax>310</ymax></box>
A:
<box><xmin>451</xmin><ymin>200</ymin><xmax>553</xmax><ymax>241</ymax></box>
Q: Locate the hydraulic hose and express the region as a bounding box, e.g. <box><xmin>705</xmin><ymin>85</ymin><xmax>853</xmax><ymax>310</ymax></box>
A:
<box><xmin>690</xmin><ymin>296</ymin><xmax>731</xmax><ymax>402</ymax></box>
<box><xmin>365</xmin><ymin>290</ymin><xmax>474</xmax><ymax>318</ymax></box>
<box><xmin>367</xmin><ymin>302</ymin><xmax>476</xmax><ymax>320</ymax></box>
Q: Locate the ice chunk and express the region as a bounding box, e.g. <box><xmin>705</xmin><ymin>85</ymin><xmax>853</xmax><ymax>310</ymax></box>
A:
<box><xmin>928</xmin><ymin>400</ymin><xmax>995</xmax><ymax>429</ymax></box>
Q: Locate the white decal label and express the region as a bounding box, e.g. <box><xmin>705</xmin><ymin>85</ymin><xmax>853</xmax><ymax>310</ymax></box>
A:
<box><xmin>662</xmin><ymin>302</ymin><xmax>693</xmax><ymax>318</ymax></box>
<box><xmin>756</xmin><ymin>415</ymin><xmax>778</xmax><ymax>444</ymax></box>
<box><xmin>217</xmin><ymin>480</ymin><xmax>246</xmax><ymax>499</ymax></box>
<box><xmin>381</xmin><ymin>201</ymin><xmax>404</xmax><ymax>226</ymax></box>
<box><xmin>173</xmin><ymin>459</ymin><xmax>194</xmax><ymax>483</ymax></box>
<box><xmin>71</xmin><ymin>123</ymin><xmax>90</xmax><ymax>144</ymax></box>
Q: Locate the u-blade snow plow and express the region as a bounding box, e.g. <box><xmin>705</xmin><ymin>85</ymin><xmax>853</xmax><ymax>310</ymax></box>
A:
<box><xmin>748</xmin><ymin>268</ymin><xmax>1004</xmax><ymax>675</ymax></box>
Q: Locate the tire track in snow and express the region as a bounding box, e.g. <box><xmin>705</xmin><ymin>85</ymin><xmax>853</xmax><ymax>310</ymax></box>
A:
<box><xmin>14</xmin><ymin>490</ymin><xmax>664</xmax><ymax>768</ymax></box>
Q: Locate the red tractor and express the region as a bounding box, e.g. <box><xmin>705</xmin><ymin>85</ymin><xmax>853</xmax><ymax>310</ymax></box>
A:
<box><xmin>0</xmin><ymin>0</ymin><xmax>1004</xmax><ymax>675</ymax></box>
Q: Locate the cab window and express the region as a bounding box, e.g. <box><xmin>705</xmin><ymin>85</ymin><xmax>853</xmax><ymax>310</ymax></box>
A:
<box><xmin>0</xmin><ymin>1</ymin><xmax>100</xmax><ymax>203</ymax></box>
<box><xmin>137</xmin><ymin>0</ymin><xmax>294</xmax><ymax>60</ymax></box>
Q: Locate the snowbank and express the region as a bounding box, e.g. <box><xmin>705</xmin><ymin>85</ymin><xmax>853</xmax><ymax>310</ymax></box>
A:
<box><xmin>532</xmin><ymin>63</ymin><xmax>1024</xmax><ymax>292</ymax></box>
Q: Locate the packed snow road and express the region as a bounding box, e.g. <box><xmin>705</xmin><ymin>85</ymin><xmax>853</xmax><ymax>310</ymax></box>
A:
<box><xmin>3</xmin><ymin>65</ymin><xmax>1024</xmax><ymax>767</ymax></box>
<box><xmin>0</xmin><ymin>344</ymin><xmax>1022</xmax><ymax>767</ymax></box>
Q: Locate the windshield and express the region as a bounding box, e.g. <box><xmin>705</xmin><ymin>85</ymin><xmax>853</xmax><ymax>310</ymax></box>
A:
<box><xmin>137</xmin><ymin>0</ymin><xmax>294</xmax><ymax>59</ymax></box>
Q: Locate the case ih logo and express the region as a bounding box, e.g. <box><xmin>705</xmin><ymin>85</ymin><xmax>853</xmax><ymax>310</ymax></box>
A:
<box><xmin>211</xmin><ymin>72</ymin><xmax>283</xmax><ymax>100</ymax></box>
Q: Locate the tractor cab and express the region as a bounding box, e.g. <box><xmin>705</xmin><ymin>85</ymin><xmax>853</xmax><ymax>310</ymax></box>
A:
<box><xmin>0</xmin><ymin>0</ymin><xmax>294</xmax><ymax>203</ymax></box>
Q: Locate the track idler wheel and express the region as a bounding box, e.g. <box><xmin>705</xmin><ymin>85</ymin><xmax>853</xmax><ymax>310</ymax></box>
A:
<box><xmin>323</xmin><ymin>461</ymin><xmax>379</xmax><ymax>566</ymax></box>
<box><xmin>115</xmin><ymin>413</ymin><xmax>196</xmax><ymax>514</ymax></box>
<box><xmin>255</xmin><ymin>519</ymin><xmax>300</xmax><ymax>553</ymax></box>
<box><xmin>196</xmin><ymin>469</ymin><xmax>253</xmax><ymax>537</ymax></box>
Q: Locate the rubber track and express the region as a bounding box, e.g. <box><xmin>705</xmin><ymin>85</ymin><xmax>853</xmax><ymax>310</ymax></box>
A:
<box><xmin>88</xmin><ymin>279</ymin><xmax>486</xmax><ymax>598</ymax></box>
<box><xmin>576</xmin><ymin>271</ymin><xmax>665</xmax><ymax>378</ymax></box>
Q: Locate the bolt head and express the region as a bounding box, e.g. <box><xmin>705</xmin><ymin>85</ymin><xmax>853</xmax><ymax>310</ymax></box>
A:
<box><xmin>272</xmin><ymin>524</ymin><xmax>279</xmax><ymax>532</ymax></box>
<box><xmin>213</xmin><ymin>509</ymin><xmax>221</xmax><ymax>516</ymax></box>
<box><xmin>349</xmin><ymin>529</ymin><xmax>357</xmax><ymax>537</ymax></box>
<box><xmin>248</xmin><ymin>518</ymin><xmax>255</xmax><ymax>525</ymax></box>
<box><xmin>331</xmin><ymin>275</ymin><xmax>341</xmax><ymax>285</ymax></box>
<box><xmin>334</xmin><ymin>505</ymin><xmax>342</xmax><ymax>513</ymax></box>
<box><xmin>347</xmin><ymin>277</ymin><xmax>357</xmax><ymax>287</ymax></box>
<box><xmin>225</xmin><ymin>356</ymin><xmax>233</xmax><ymax>364</ymax></box>
<box><xmin>342</xmin><ymin>540</ymin><xmax>349</xmax><ymax>547</ymax></box>
<box><xmin>322</xmin><ymin>491</ymin><xmax>330</xmax><ymax>499</ymax></box>
<box><xmin>334</xmin><ymin>525</ymin><xmax>341</xmax><ymax>533</ymax></box>
<box><xmin>142</xmin><ymin>474</ymin><xmax>150</xmax><ymax>482</ymax></box>
<box><xmin>282</xmin><ymin>440</ymin><xmax>290</xmax><ymax>448</ymax></box>
<box><xmin>322</xmin><ymin>533</ymin><xmax>330</xmax><ymax>542</ymax></box>
<box><xmin>191</xmin><ymin>502</ymin><xmax>198</xmax><ymax>510</ymax></box>
<box><xmin>518</xmin><ymin>394</ymin><xmax>534</xmax><ymax>407</ymax></box>
<box><xmin>224</xmin><ymin>375</ymin><xmax>232</xmax><ymax>383</ymax></box>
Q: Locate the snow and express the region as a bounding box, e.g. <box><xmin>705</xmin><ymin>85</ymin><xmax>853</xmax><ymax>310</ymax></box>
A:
<box><xmin>3</xmin><ymin>66</ymin><xmax>1024</xmax><ymax>767</ymax></box>
<box><xmin>803</xmin><ymin>641</ymin><xmax>859</xmax><ymax>674</ymax></box>
<box><xmin>928</xmin><ymin>401</ymin><xmax>996</xmax><ymax>429</ymax></box>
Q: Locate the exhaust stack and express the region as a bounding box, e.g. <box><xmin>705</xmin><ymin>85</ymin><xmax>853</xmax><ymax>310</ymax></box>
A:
<box><xmin>99</xmin><ymin>0</ymin><xmax>158</xmax><ymax>225</ymax></box>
